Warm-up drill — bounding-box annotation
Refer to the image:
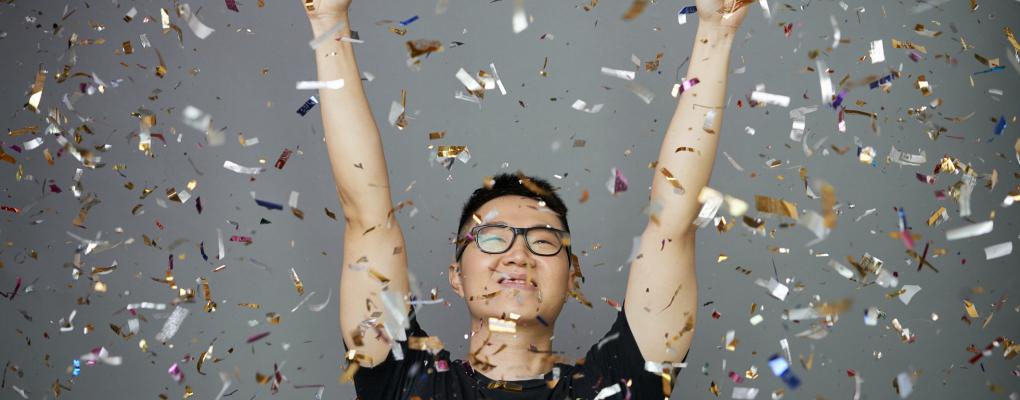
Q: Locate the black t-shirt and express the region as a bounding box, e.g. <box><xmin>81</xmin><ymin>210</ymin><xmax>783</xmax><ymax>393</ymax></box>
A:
<box><xmin>348</xmin><ymin>306</ymin><xmax>687</xmax><ymax>399</ymax></box>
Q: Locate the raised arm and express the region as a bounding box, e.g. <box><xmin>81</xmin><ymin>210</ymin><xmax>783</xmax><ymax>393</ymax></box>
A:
<box><xmin>304</xmin><ymin>0</ymin><xmax>411</xmax><ymax>367</ymax></box>
<box><xmin>623</xmin><ymin>0</ymin><xmax>748</xmax><ymax>364</ymax></box>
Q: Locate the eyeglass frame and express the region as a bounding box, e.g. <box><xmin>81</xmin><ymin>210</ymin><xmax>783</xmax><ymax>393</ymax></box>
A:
<box><xmin>455</xmin><ymin>223</ymin><xmax>572</xmax><ymax>263</ymax></box>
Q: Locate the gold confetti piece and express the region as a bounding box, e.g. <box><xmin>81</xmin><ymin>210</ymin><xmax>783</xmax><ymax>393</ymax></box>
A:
<box><xmin>25</xmin><ymin>66</ymin><xmax>46</xmax><ymax>113</ymax></box>
<box><xmin>488</xmin><ymin>317</ymin><xmax>517</xmax><ymax>333</ymax></box>
<box><xmin>717</xmin><ymin>254</ymin><xmax>728</xmax><ymax>263</ymax></box>
<box><xmin>139</xmin><ymin>339</ymin><xmax>149</xmax><ymax>352</ymax></box>
<box><xmin>659</xmin><ymin>167</ymin><xmax>685</xmax><ymax>194</ymax></box>
<box><xmin>915</xmin><ymin>74</ymin><xmax>931</xmax><ymax>96</ymax></box>
<box><xmin>266</xmin><ymin>312</ymin><xmax>281</xmax><ymax>325</ymax></box>
<box><xmin>891</xmin><ymin>38</ymin><xmax>927</xmax><ymax>54</ymax></box>
<box><xmin>709</xmin><ymin>381</ymin><xmax>720</xmax><ymax>396</ymax></box>
<box><xmin>389</xmin><ymin>26</ymin><xmax>407</xmax><ymax>36</ymax></box>
<box><xmin>927</xmin><ymin>206</ymin><xmax>948</xmax><ymax>226</ymax></box>
<box><xmin>120</xmin><ymin>40</ymin><xmax>133</xmax><ymax>54</ymax></box>
<box><xmin>201</xmin><ymin>277</ymin><xmax>215</xmax><ymax>312</ymax></box>
<box><xmin>964</xmin><ymin>299</ymin><xmax>979</xmax><ymax>318</ymax></box>
<box><xmin>368</xmin><ymin>268</ymin><xmax>390</xmax><ymax>285</ymax></box>
<box><xmin>408</xmin><ymin>336</ymin><xmax>445</xmax><ymax>353</ymax></box>
<box><xmin>621</xmin><ymin>0</ymin><xmax>648</xmax><ymax>20</ymax></box>
<box><xmin>1005</xmin><ymin>27</ymin><xmax>1020</xmax><ymax>53</ymax></box>
<box><xmin>154</xmin><ymin>48</ymin><xmax>168</xmax><ymax>78</ymax></box>
<box><xmin>290</xmin><ymin>268</ymin><xmax>305</xmax><ymax>295</ymax></box>
<box><xmin>754</xmin><ymin>195</ymin><xmax>799</xmax><ymax>219</ymax></box>
<box><xmin>237</xmin><ymin>303</ymin><xmax>261</xmax><ymax>309</ymax></box>
<box><xmin>406</xmin><ymin>39</ymin><xmax>444</xmax><ymax>58</ymax></box>
<box><xmin>428</xmin><ymin>131</ymin><xmax>445</xmax><ymax>140</ymax></box>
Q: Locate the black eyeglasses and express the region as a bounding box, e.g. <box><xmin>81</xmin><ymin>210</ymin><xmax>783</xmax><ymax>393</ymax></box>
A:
<box><xmin>456</xmin><ymin>224</ymin><xmax>571</xmax><ymax>261</ymax></box>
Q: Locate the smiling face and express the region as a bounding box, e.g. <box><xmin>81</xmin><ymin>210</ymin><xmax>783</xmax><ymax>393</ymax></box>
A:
<box><xmin>449</xmin><ymin>195</ymin><xmax>573</xmax><ymax>327</ymax></box>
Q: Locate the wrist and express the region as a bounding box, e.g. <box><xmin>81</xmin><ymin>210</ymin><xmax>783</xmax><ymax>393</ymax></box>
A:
<box><xmin>695</xmin><ymin>22</ymin><xmax>738</xmax><ymax>42</ymax></box>
<box><xmin>309</xmin><ymin>13</ymin><xmax>350</xmax><ymax>36</ymax></box>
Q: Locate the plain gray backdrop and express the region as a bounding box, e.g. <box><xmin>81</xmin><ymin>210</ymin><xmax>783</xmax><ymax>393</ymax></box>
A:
<box><xmin>1</xmin><ymin>0</ymin><xmax>1019</xmax><ymax>398</ymax></box>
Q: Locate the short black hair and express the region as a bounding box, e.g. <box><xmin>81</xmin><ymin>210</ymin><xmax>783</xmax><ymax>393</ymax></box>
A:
<box><xmin>456</xmin><ymin>172</ymin><xmax>570</xmax><ymax>258</ymax></box>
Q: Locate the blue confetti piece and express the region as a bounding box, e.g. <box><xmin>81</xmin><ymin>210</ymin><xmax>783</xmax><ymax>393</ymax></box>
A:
<box><xmin>679</xmin><ymin>5</ymin><xmax>697</xmax><ymax>14</ymax></box>
<box><xmin>296</xmin><ymin>96</ymin><xmax>319</xmax><ymax>116</ymax></box>
<box><xmin>72</xmin><ymin>359</ymin><xmax>81</xmax><ymax>376</ymax></box>
<box><xmin>868</xmin><ymin>73</ymin><xmax>896</xmax><ymax>89</ymax></box>
<box><xmin>768</xmin><ymin>354</ymin><xmax>801</xmax><ymax>389</ymax></box>
<box><xmin>399</xmin><ymin>15</ymin><xmax>419</xmax><ymax>26</ymax></box>
<box><xmin>973</xmin><ymin>65</ymin><xmax>1005</xmax><ymax>75</ymax></box>
<box><xmin>255</xmin><ymin>198</ymin><xmax>283</xmax><ymax>211</ymax></box>
<box><xmin>200</xmin><ymin>241</ymin><xmax>209</xmax><ymax>261</ymax></box>
<box><xmin>831</xmin><ymin>88</ymin><xmax>847</xmax><ymax>109</ymax></box>
<box><xmin>994</xmin><ymin>116</ymin><xmax>1006</xmax><ymax>135</ymax></box>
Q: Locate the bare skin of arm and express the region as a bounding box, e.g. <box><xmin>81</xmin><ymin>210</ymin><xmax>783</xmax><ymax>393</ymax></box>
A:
<box><xmin>304</xmin><ymin>0</ymin><xmax>410</xmax><ymax>367</ymax></box>
<box><xmin>623</xmin><ymin>0</ymin><xmax>748</xmax><ymax>364</ymax></box>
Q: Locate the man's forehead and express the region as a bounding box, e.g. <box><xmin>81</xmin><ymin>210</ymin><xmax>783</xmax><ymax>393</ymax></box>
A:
<box><xmin>473</xmin><ymin>201</ymin><xmax>562</xmax><ymax>228</ymax></box>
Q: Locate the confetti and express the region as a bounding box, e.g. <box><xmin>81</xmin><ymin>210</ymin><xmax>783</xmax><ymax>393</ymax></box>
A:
<box><xmin>750</xmin><ymin>90</ymin><xmax>790</xmax><ymax>107</ymax></box>
<box><xmin>296</xmin><ymin>79</ymin><xmax>345</xmax><ymax>90</ymax></box>
<box><xmin>677</xmin><ymin>6</ymin><xmax>697</xmax><ymax>25</ymax></box>
<box><xmin>600</xmin><ymin>66</ymin><xmax>636</xmax><ymax>81</ymax></box>
<box><xmin>755</xmin><ymin>277</ymin><xmax>789</xmax><ymax>301</ymax></box>
<box><xmin>296</xmin><ymin>95</ymin><xmax>319</xmax><ymax>116</ymax></box>
<box><xmin>672</xmin><ymin>77</ymin><xmax>700</xmax><ymax>98</ymax></box>
<box><xmin>512</xmin><ymin>0</ymin><xmax>528</xmax><ymax>33</ymax></box>
<box><xmin>290</xmin><ymin>268</ymin><xmax>305</xmax><ymax>295</ymax></box>
<box><xmin>308</xmin><ymin>20</ymin><xmax>345</xmax><ymax>49</ymax></box>
<box><xmin>223</xmin><ymin>160</ymin><xmax>265</xmax><ymax>175</ymax></box>
<box><xmin>767</xmin><ymin>354</ymin><xmax>801</xmax><ymax>389</ymax></box>
<box><xmin>869</xmin><ymin>39</ymin><xmax>885</xmax><ymax>63</ymax></box>
<box><xmin>606</xmin><ymin>167</ymin><xmax>629</xmax><ymax>195</ymax></box>
<box><xmin>486</xmin><ymin>316</ymin><xmax>517</xmax><ymax>333</ymax></box>
<box><xmin>593</xmin><ymin>383</ymin><xmax>622</xmax><ymax>400</ymax></box>
<box><xmin>983</xmin><ymin>241</ymin><xmax>1012</xmax><ymax>260</ymax></box>
<box><xmin>571</xmin><ymin>99</ymin><xmax>604</xmax><ymax>113</ymax></box>
<box><xmin>945</xmin><ymin>220</ymin><xmax>993</xmax><ymax>240</ymax></box>
<box><xmin>155</xmin><ymin>305</ymin><xmax>189</xmax><ymax>342</ymax></box>
<box><xmin>178</xmin><ymin>3</ymin><xmax>215</xmax><ymax>39</ymax></box>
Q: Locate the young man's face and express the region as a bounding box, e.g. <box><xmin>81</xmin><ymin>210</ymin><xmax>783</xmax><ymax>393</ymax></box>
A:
<box><xmin>449</xmin><ymin>195</ymin><xmax>573</xmax><ymax>328</ymax></box>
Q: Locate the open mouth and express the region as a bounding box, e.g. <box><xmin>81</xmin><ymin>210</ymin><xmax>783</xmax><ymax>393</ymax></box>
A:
<box><xmin>497</xmin><ymin>273</ymin><xmax>538</xmax><ymax>289</ymax></box>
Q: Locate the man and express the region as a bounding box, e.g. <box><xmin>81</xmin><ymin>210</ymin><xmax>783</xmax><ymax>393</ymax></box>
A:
<box><xmin>302</xmin><ymin>0</ymin><xmax>749</xmax><ymax>397</ymax></box>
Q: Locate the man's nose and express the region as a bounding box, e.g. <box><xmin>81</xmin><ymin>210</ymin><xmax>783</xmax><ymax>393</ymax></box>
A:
<box><xmin>502</xmin><ymin>234</ymin><xmax>536</xmax><ymax>266</ymax></box>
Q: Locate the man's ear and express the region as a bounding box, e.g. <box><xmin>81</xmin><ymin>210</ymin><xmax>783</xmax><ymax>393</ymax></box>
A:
<box><xmin>448</xmin><ymin>262</ymin><xmax>465</xmax><ymax>298</ymax></box>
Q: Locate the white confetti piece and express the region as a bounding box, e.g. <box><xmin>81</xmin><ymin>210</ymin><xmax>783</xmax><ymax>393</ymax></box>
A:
<box><xmin>984</xmin><ymin>241</ymin><xmax>1012</xmax><ymax>260</ymax></box>
<box><xmin>945</xmin><ymin>220</ymin><xmax>993</xmax><ymax>240</ymax></box>
<box><xmin>869</xmin><ymin>39</ymin><xmax>885</xmax><ymax>63</ymax></box>
<box><xmin>512</xmin><ymin>0</ymin><xmax>528</xmax><ymax>33</ymax></box>
<box><xmin>751</xmin><ymin>90</ymin><xmax>790</xmax><ymax>107</ymax></box>
<box><xmin>222</xmin><ymin>160</ymin><xmax>265</xmax><ymax>175</ymax></box>
<box><xmin>571</xmin><ymin>99</ymin><xmax>604</xmax><ymax>113</ymax></box>
<box><xmin>600</xmin><ymin>66</ymin><xmax>635</xmax><ymax>81</ymax></box>
<box><xmin>178</xmin><ymin>3</ymin><xmax>215</xmax><ymax>39</ymax></box>
<box><xmin>296</xmin><ymin>79</ymin><xmax>345</xmax><ymax>90</ymax></box>
<box><xmin>899</xmin><ymin>285</ymin><xmax>921</xmax><ymax>305</ymax></box>
<box><xmin>733</xmin><ymin>387</ymin><xmax>760</xmax><ymax>399</ymax></box>
<box><xmin>755</xmin><ymin>277</ymin><xmax>788</xmax><ymax>301</ymax></box>
<box><xmin>155</xmin><ymin>305</ymin><xmax>189</xmax><ymax>342</ymax></box>
<box><xmin>308</xmin><ymin>20</ymin><xmax>345</xmax><ymax>49</ymax></box>
<box><xmin>593</xmin><ymin>383</ymin><xmax>622</xmax><ymax>400</ymax></box>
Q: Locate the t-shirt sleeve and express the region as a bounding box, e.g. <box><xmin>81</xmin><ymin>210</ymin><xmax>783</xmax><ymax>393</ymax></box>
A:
<box><xmin>346</xmin><ymin>306</ymin><xmax>435</xmax><ymax>400</ymax></box>
<box><xmin>574</xmin><ymin>306</ymin><xmax>688</xmax><ymax>399</ymax></box>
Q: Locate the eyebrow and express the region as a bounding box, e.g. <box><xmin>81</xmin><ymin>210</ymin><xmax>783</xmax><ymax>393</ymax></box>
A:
<box><xmin>486</xmin><ymin>220</ymin><xmax>555</xmax><ymax>229</ymax></box>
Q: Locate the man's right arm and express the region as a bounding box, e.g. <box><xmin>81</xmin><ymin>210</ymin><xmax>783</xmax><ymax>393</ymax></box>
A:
<box><xmin>306</xmin><ymin>6</ymin><xmax>411</xmax><ymax>368</ymax></box>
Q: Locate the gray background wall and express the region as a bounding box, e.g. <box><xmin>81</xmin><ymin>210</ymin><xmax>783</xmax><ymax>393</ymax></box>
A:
<box><xmin>1</xmin><ymin>0</ymin><xmax>1018</xmax><ymax>398</ymax></box>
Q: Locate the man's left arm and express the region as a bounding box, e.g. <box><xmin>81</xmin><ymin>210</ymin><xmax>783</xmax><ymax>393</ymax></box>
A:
<box><xmin>623</xmin><ymin>19</ymin><xmax>740</xmax><ymax>364</ymax></box>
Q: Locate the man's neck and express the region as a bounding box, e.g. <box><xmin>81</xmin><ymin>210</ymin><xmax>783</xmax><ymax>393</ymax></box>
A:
<box><xmin>465</xmin><ymin>316</ymin><xmax>558</xmax><ymax>381</ymax></box>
